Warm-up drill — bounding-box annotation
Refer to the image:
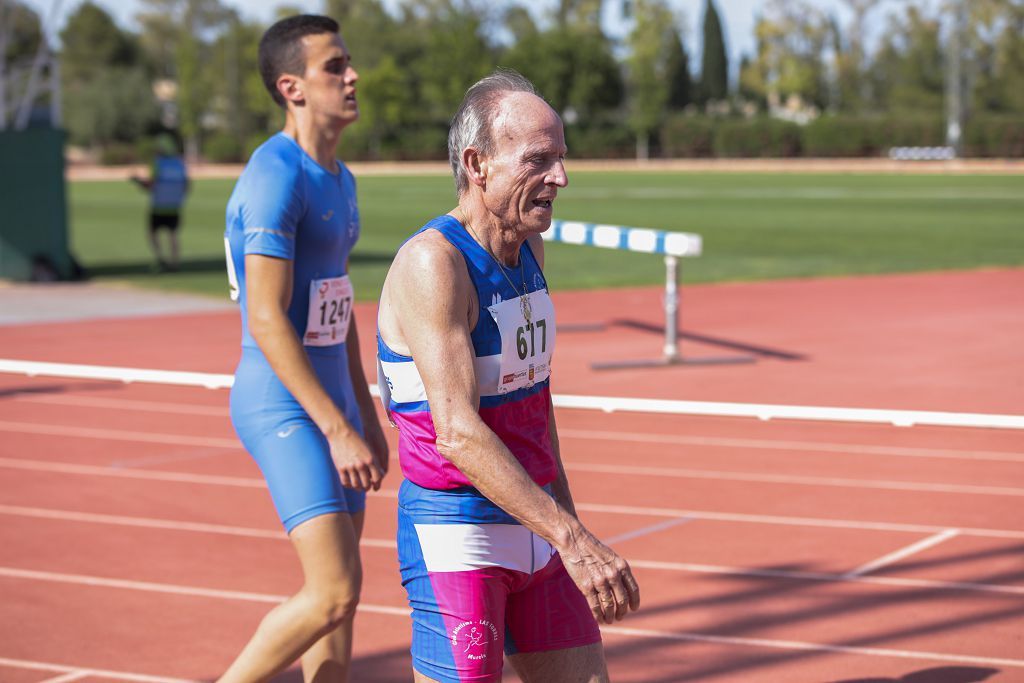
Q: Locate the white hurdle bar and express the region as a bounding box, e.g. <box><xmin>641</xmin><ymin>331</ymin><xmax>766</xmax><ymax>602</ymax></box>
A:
<box><xmin>542</xmin><ymin>220</ymin><xmax>751</xmax><ymax>368</ymax></box>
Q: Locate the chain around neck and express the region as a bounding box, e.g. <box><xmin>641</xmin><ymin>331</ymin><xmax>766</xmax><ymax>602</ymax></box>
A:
<box><xmin>462</xmin><ymin>219</ymin><xmax>528</xmax><ymax>298</ymax></box>
<box><xmin>460</xmin><ymin>217</ymin><xmax>534</xmax><ymax>322</ymax></box>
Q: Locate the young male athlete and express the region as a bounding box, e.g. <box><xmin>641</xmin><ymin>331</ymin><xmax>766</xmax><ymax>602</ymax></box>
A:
<box><xmin>377</xmin><ymin>70</ymin><xmax>640</xmax><ymax>683</ymax></box>
<box><xmin>221</xmin><ymin>15</ymin><xmax>387</xmax><ymax>682</ymax></box>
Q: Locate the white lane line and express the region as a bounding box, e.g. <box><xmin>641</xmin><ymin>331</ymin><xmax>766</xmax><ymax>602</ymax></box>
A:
<box><xmin>18</xmin><ymin>394</ymin><xmax>1023</xmax><ymax>463</ymax></box>
<box><xmin>564</xmin><ymin>461</ymin><xmax>1024</xmax><ymax>497</ymax></box>
<box><xmin>5</xmin><ymin>417</ymin><xmax>1020</xmax><ymax>497</ymax></box>
<box><xmin>16</xmin><ymin>393</ymin><xmax>229</xmax><ymax>416</ymax></box>
<box><xmin>628</xmin><ymin>560</ymin><xmax>1024</xmax><ymax>596</ymax></box>
<box><xmin>0</xmin><ymin>420</ymin><xmax>238</xmax><ymax>449</ymax></box>
<box><xmin>4</xmin><ymin>359</ymin><xmax>1023</xmax><ymax>430</ymax></box>
<box><xmin>844</xmin><ymin>530</ymin><xmax>961</xmax><ymax>578</ymax></box>
<box><xmin>37</xmin><ymin>671</ymin><xmax>91</xmax><ymax>683</ymax></box>
<box><xmin>600</xmin><ymin>625</ymin><xmax>1024</xmax><ymax>669</ymax></box>
<box><xmin>0</xmin><ymin>566</ymin><xmax>408</xmax><ymax>617</ymax></box>
<box><xmin>0</xmin><ymin>656</ymin><xmax>196</xmax><ymax>683</ymax></box>
<box><xmin>553</xmin><ymin>393</ymin><xmax>1024</xmax><ymax>430</ymax></box>
<box><xmin>0</xmin><ymin>504</ymin><xmax>397</xmax><ymax>548</ymax></box>
<box><xmin>605</xmin><ymin>517</ymin><xmax>695</xmax><ymax>545</ymax></box>
<box><xmin>1</xmin><ymin>505</ymin><xmax>1019</xmax><ymax>596</ymax></box>
<box><xmin>2</xmin><ymin>456</ymin><xmax>1022</xmax><ymax>539</ymax></box>
<box><xmin>0</xmin><ymin>456</ymin><xmax>264</xmax><ymax>487</ymax></box>
<box><xmin>558</xmin><ymin>428</ymin><xmax>1024</xmax><ymax>464</ymax></box>
<box><xmin>2</xmin><ymin>567</ymin><xmax>1021</xmax><ymax>670</ymax></box>
<box><xmin>575</xmin><ymin>501</ymin><xmax>1024</xmax><ymax>540</ymax></box>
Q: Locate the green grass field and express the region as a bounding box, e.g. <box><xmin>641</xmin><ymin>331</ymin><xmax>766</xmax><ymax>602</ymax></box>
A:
<box><xmin>69</xmin><ymin>171</ymin><xmax>1024</xmax><ymax>300</ymax></box>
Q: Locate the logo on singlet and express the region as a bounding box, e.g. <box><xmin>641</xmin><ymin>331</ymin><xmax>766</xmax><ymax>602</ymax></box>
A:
<box><xmin>451</xmin><ymin>620</ymin><xmax>498</xmax><ymax>660</ymax></box>
<box><xmin>321</xmin><ymin>209</ymin><xmax>334</xmax><ymax>221</ymax></box>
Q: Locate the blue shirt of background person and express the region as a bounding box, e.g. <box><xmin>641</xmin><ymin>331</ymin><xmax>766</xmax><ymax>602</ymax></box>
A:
<box><xmin>130</xmin><ymin>133</ymin><xmax>189</xmax><ymax>271</ymax></box>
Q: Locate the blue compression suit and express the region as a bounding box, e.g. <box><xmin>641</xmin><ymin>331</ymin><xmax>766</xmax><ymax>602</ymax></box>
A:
<box><xmin>224</xmin><ymin>132</ymin><xmax>365</xmax><ymax>531</ymax></box>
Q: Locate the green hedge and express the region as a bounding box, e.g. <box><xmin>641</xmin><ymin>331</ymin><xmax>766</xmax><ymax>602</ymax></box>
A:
<box><xmin>205</xmin><ymin>113</ymin><xmax>1024</xmax><ymax>163</ymax></box>
<box><xmin>656</xmin><ymin>114</ymin><xmax>1022</xmax><ymax>158</ymax></box>
<box><xmin>963</xmin><ymin>115</ymin><xmax>1024</xmax><ymax>158</ymax></box>
<box><xmin>713</xmin><ymin>119</ymin><xmax>802</xmax><ymax>157</ymax></box>
<box><xmin>660</xmin><ymin>117</ymin><xmax>716</xmax><ymax>157</ymax></box>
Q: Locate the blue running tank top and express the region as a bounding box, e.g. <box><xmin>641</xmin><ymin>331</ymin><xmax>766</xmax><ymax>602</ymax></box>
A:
<box><xmin>377</xmin><ymin>215</ymin><xmax>558</xmax><ymax>490</ymax></box>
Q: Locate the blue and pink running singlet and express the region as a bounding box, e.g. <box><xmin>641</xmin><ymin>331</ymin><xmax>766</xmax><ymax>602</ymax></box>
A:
<box><xmin>377</xmin><ymin>215</ymin><xmax>600</xmax><ymax>683</ymax></box>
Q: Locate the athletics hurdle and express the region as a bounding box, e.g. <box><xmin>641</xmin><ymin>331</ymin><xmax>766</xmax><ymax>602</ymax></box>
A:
<box><xmin>542</xmin><ymin>219</ymin><xmax>753</xmax><ymax>370</ymax></box>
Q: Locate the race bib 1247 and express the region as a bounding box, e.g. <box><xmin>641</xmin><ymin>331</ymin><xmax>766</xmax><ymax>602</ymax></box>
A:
<box><xmin>304</xmin><ymin>275</ymin><xmax>353</xmax><ymax>347</ymax></box>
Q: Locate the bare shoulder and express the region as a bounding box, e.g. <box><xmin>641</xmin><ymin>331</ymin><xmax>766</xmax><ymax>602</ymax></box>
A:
<box><xmin>389</xmin><ymin>229</ymin><xmax>466</xmax><ymax>294</ymax></box>
<box><xmin>380</xmin><ymin>228</ymin><xmax>472</xmax><ymax>355</ymax></box>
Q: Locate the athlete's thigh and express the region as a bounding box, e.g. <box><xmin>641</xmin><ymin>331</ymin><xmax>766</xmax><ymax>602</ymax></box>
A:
<box><xmin>504</xmin><ymin>555</ymin><xmax>601</xmax><ymax>656</ymax></box>
<box><xmin>507</xmin><ymin>641</ymin><xmax>609</xmax><ymax>683</ymax></box>
<box><xmin>398</xmin><ymin>505</ymin><xmax>513</xmax><ymax>683</ymax></box>
<box><xmin>289</xmin><ymin>511</ymin><xmax>361</xmax><ymax>589</ymax></box>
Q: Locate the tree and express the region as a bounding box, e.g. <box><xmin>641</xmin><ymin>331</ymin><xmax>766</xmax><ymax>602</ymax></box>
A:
<box><xmin>665</xmin><ymin>22</ymin><xmax>692</xmax><ymax>111</ymax></box>
<box><xmin>1</xmin><ymin>0</ymin><xmax>44</xmax><ymax>64</ymax></box>
<box><xmin>556</xmin><ymin>0</ymin><xmax>604</xmax><ymax>31</ymax></box>
<box><xmin>698</xmin><ymin>0</ymin><xmax>728</xmax><ymax>105</ymax></box>
<box><xmin>747</xmin><ymin>0</ymin><xmax>831</xmax><ymax>111</ymax></box>
<box><xmin>136</xmin><ymin>0</ymin><xmax>233</xmax><ymax>157</ymax></box>
<box><xmin>625</xmin><ymin>0</ymin><xmax>678</xmax><ymax>158</ymax></box>
<box><xmin>501</xmin><ymin>18</ymin><xmax>622</xmax><ymax>124</ymax></box>
<box><xmin>868</xmin><ymin>5</ymin><xmax>944</xmax><ymax>113</ymax></box>
<box><xmin>832</xmin><ymin>0</ymin><xmax>880</xmax><ymax>112</ymax></box>
<box><xmin>59</xmin><ymin>2</ymin><xmax>158</xmax><ymax>147</ymax></box>
<box><xmin>965</xmin><ymin>0</ymin><xmax>1024</xmax><ymax>113</ymax></box>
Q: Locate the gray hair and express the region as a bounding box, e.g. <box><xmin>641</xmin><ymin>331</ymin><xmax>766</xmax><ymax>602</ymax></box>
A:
<box><xmin>448</xmin><ymin>69</ymin><xmax>538</xmax><ymax>197</ymax></box>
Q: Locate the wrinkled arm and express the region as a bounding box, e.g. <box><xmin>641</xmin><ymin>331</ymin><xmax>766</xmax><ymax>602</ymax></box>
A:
<box><xmin>388</xmin><ymin>234</ymin><xmax>638</xmax><ymax>623</ymax></box>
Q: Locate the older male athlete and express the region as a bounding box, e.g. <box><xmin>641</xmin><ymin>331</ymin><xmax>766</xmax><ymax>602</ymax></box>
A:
<box><xmin>377</xmin><ymin>70</ymin><xmax>640</xmax><ymax>683</ymax></box>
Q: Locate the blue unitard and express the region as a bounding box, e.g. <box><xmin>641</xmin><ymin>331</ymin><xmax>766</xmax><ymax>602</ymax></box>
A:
<box><xmin>225</xmin><ymin>132</ymin><xmax>365</xmax><ymax>532</ymax></box>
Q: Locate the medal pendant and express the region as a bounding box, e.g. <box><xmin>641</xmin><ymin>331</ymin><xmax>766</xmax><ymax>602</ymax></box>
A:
<box><xmin>520</xmin><ymin>295</ymin><xmax>532</xmax><ymax>323</ymax></box>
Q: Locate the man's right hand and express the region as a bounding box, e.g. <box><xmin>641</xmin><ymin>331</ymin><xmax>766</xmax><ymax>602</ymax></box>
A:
<box><xmin>327</xmin><ymin>429</ymin><xmax>384</xmax><ymax>491</ymax></box>
<box><xmin>559</xmin><ymin>528</ymin><xmax>641</xmax><ymax>624</ymax></box>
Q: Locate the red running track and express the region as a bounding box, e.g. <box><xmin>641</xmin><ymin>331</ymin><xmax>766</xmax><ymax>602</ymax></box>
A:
<box><xmin>0</xmin><ymin>269</ymin><xmax>1022</xmax><ymax>682</ymax></box>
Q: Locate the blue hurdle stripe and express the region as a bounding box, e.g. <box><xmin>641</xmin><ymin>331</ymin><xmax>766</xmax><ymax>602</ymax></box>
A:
<box><xmin>542</xmin><ymin>220</ymin><xmax>701</xmax><ymax>257</ymax></box>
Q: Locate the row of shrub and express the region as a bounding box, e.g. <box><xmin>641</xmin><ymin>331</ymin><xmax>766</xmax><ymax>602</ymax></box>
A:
<box><xmin>659</xmin><ymin>114</ymin><xmax>1024</xmax><ymax>159</ymax></box>
<box><xmin>98</xmin><ymin>113</ymin><xmax>1024</xmax><ymax>164</ymax></box>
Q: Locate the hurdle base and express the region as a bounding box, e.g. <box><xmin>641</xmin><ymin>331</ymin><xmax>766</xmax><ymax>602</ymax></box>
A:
<box><xmin>592</xmin><ymin>354</ymin><xmax>756</xmax><ymax>370</ymax></box>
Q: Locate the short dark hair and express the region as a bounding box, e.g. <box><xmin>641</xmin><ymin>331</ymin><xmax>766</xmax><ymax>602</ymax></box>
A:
<box><xmin>448</xmin><ymin>69</ymin><xmax>539</xmax><ymax>196</ymax></box>
<box><xmin>258</xmin><ymin>14</ymin><xmax>339</xmax><ymax>108</ymax></box>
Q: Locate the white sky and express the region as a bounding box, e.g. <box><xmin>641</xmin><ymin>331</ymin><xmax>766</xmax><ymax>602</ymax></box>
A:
<box><xmin>25</xmin><ymin>0</ymin><xmax>929</xmax><ymax>69</ymax></box>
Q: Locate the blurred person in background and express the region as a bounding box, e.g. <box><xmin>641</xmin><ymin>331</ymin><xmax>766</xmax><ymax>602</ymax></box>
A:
<box><xmin>131</xmin><ymin>132</ymin><xmax>189</xmax><ymax>272</ymax></box>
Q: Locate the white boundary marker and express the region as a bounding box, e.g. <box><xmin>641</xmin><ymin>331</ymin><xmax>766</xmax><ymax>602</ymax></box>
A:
<box><xmin>3</xmin><ymin>566</ymin><xmax>1022</xmax><ymax>669</ymax></box>
<box><xmin>13</xmin><ymin>393</ymin><xmax>1024</xmax><ymax>463</ymax></box>
<box><xmin>2</xmin><ymin>359</ymin><xmax>1023</xmax><ymax>430</ymax></box>
<box><xmin>0</xmin><ymin>656</ymin><xmax>196</xmax><ymax>683</ymax></box>
<box><xmin>563</xmin><ymin>461</ymin><xmax>1024</xmax><ymax>497</ymax></box>
<box><xmin>844</xmin><ymin>529</ymin><xmax>961</xmax><ymax>578</ymax></box>
<box><xmin>3</xmin><ymin>409</ymin><xmax>1022</xmax><ymax>496</ymax></box>
<box><xmin>3</xmin><ymin>456</ymin><xmax>1024</xmax><ymax>541</ymax></box>
<box><xmin>2</xmin><ymin>503</ymin><xmax>1021</xmax><ymax>596</ymax></box>
<box><xmin>604</xmin><ymin>516</ymin><xmax>695</xmax><ymax>545</ymax></box>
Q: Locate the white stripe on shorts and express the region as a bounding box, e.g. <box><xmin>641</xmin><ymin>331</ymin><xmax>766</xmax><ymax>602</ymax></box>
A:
<box><xmin>414</xmin><ymin>523</ymin><xmax>554</xmax><ymax>574</ymax></box>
